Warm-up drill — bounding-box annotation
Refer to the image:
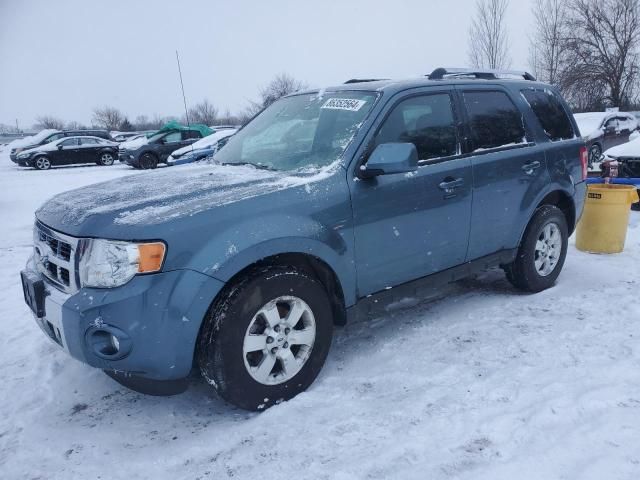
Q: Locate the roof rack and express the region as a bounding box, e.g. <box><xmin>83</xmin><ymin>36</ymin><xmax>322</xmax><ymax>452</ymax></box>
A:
<box><xmin>428</xmin><ymin>67</ymin><xmax>536</xmax><ymax>81</ymax></box>
<box><xmin>343</xmin><ymin>78</ymin><xmax>387</xmax><ymax>84</ymax></box>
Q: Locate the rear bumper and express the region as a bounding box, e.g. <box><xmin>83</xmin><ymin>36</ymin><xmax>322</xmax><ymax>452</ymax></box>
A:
<box><xmin>22</xmin><ymin>257</ymin><xmax>225</xmax><ymax>381</ymax></box>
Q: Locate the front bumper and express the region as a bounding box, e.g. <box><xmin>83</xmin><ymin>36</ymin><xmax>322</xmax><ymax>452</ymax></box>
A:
<box><xmin>22</xmin><ymin>257</ymin><xmax>225</xmax><ymax>380</ymax></box>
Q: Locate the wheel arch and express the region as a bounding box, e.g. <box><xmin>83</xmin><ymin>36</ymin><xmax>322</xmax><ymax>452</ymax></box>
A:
<box><xmin>535</xmin><ymin>189</ymin><xmax>576</xmax><ymax>234</ymax></box>
<box><xmin>220</xmin><ymin>252</ymin><xmax>347</xmax><ymax>327</ymax></box>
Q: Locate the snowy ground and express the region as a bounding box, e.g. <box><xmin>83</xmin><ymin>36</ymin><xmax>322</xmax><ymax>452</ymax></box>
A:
<box><xmin>1</xmin><ymin>154</ymin><xmax>639</xmax><ymax>480</ymax></box>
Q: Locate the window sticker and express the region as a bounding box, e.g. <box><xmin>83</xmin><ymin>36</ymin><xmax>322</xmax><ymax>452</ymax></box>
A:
<box><xmin>321</xmin><ymin>98</ymin><xmax>367</xmax><ymax>112</ymax></box>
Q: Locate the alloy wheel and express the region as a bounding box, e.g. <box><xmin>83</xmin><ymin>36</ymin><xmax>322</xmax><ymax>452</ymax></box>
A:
<box><xmin>242</xmin><ymin>295</ymin><xmax>316</xmax><ymax>385</ymax></box>
<box><xmin>534</xmin><ymin>222</ymin><xmax>562</xmax><ymax>276</ymax></box>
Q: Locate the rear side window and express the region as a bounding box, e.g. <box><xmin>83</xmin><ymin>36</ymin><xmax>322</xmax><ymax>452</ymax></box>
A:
<box><xmin>81</xmin><ymin>138</ymin><xmax>99</xmax><ymax>145</ymax></box>
<box><xmin>462</xmin><ymin>90</ymin><xmax>526</xmax><ymax>150</ymax></box>
<box><xmin>183</xmin><ymin>130</ymin><xmax>201</xmax><ymax>140</ymax></box>
<box><xmin>521</xmin><ymin>88</ymin><xmax>574</xmax><ymax>141</ymax></box>
<box><xmin>374</xmin><ymin>93</ymin><xmax>458</xmax><ymax>161</ymax></box>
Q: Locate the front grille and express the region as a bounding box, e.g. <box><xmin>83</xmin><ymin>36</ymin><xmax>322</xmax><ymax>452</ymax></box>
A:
<box><xmin>37</xmin><ymin>228</ymin><xmax>71</xmax><ymax>261</ymax></box>
<box><xmin>34</xmin><ymin>221</ymin><xmax>79</xmax><ymax>294</ymax></box>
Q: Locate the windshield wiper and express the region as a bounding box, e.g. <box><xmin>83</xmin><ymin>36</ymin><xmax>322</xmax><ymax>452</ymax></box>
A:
<box><xmin>222</xmin><ymin>161</ymin><xmax>277</xmax><ymax>171</ymax></box>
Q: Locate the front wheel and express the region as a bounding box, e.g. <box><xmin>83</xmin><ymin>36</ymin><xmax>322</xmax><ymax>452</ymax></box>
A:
<box><xmin>34</xmin><ymin>156</ymin><xmax>51</xmax><ymax>170</ymax></box>
<box><xmin>197</xmin><ymin>266</ymin><xmax>333</xmax><ymax>411</ymax></box>
<box><xmin>139</xmin><ymin>152</ymin><xmax>158</xmax><ymax>169</ymax></box>
<box><xmin>98</xmin><ymin>152</ymin><xmax>115</xmax><ymax>166</ymax></box>
<box><xmin>504</xmin><ymin>205</ymin><xmax>568</xmax><ymax>292</ymax></box>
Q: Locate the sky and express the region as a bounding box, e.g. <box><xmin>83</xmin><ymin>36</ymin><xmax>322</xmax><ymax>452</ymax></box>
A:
<box><xmin>0</xmin><ymin>0</ymin><xmax>533</xmax><ymax>129</ymax></box>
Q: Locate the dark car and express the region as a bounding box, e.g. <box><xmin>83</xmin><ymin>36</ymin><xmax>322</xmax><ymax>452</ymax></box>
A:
<box><xmin>574</xmin><ymin>112</ymin><xmax>638</xmax><ymax>168</ymax></box>
<box><xmin>120</xmin><ymin>128</ymin><xmax>208</xmax><ymax>169</ymax></box>
<box><xmin>22</xmin><ymin>68</ymin><xmax>587</xmax><ymax>410</ymax></box>
<box><xmin>10</xmin><ymin>129</ymin><xmax>113</xmax><ymax>162</ymax></box>
<box><xmin>15</xmin><ymin>136</ymin><xmax>119</xmax><ymax>170</ymax></box>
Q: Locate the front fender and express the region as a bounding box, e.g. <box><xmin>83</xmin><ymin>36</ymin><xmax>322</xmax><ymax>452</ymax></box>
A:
<box><xmin>184</xmin><ymin>213</ymin><xmax>356</xmax><ymax>307</ymax></box>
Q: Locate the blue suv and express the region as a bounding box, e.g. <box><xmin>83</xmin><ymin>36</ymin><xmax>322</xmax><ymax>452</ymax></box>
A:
<box><xmin>21</xmin><ymin>68</ymin><xmax>587</xmax><ymax>410</ymax></box>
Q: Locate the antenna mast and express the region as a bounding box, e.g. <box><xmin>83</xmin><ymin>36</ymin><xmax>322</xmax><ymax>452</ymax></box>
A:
<box><xmin>176</xmin><ymin>50</ymin><xmax>190</xmax><ymax>126</ymax></box>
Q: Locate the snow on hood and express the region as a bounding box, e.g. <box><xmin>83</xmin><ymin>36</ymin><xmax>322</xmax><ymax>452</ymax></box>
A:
<box><xmin>36</xmin><ymin>161</ymin><xmax>340</xmax><ymax>228</ymax></box>
<box><xmin>604</xmin><ymin>136</ymin><xmax>640</xmax><ymax>158</ymax></box>
<box><xmin>573</xmin><ymin>112</ymin><xmax>609</xmax><ymax>140</ymax></box>
<box><xmin>9</xmin><ymin>129</ymin><xmax>58</xmax><ymax>149</ymax></box>
<box><xmin>120</xmin><ymin>136</ymin><xmax>148</xmax><ymax>149</ymax></box>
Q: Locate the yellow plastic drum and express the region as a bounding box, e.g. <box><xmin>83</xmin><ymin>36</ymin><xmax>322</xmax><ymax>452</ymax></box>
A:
<box><xmin>575</xmin><ymin>184</ymin><xmax>639</xmax><ymax>253</ymax></box>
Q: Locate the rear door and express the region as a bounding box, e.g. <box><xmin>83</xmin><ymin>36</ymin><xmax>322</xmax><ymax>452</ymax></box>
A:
<box><xmin>349</xmin><ymin>88</ymin><xmax>473</xmax><ymax>296</ymax></box>
<box><xmin>78</xmin><ymin>137</ymin><xmax>100</xmax><ymax>163</ymax></box>
<box><xmin>457</xmin><ymin>86</ymin><xmax>548</xmax><ymax>260</ymax></box>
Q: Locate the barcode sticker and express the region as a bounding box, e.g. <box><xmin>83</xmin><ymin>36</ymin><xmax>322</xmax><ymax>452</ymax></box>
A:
<box><xmin>321</xmin><ymin>98</ymin><xmax>367</xmax><ymax>112</ymax></box>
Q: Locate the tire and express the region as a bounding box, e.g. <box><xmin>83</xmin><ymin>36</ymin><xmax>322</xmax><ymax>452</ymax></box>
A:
<box><xmin>98</xmin><ymin>152</ymin><xmax>115</xmax><ymax>166</ymax></box>
<box><xmin>589</xmin><ymin>144</ymin><xmax>601</xmax><ymax>169</ymax></box>
<box><xmin>197</xmin><ymin>266</ymin><xmax>334</xmax><ymax>411</ymax></box>
<box><xmin>34</xmin><ymin>156</ymin><xmax>51</xmax><ymax>170</ymax></box>
<box><xmin>140</xmin><ymin>152</ymin><xmax>158</xmax><ymax>169</ymax></box>
<box><xmin>504</xmin><ymin>205</ymin><xmax>568</xmax><ymax>292</ymax></box>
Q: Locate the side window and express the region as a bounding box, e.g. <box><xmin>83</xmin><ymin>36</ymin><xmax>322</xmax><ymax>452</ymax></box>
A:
<box><xmin>183</xmin><ymin>130</ymin><xmax>201</xmax><ymax>140</ymax></box>
<box><xmin>374</xmin><ymin>93</ymin><xmax>458</xmax><ymax>161</ymax></box>
<box><xmin>47</xmin><ymin>133</ymin><xmax>64</xmax><ymax>143</ymax></box>
<box><xmin>604</xmin><ymin>117</ymin><xmax>618</xmax><ymax>131</ymax></box>
<box><xmin>462</xmin><ymin>90</ymin><xmax>526</xmax><ymax>150</ymax></box>
<box><xmin>521</xmin><ymin>88</ymin><xmax>574</xmax><ymax>141</ymax></box>
<box><xmin>80</xmin><ymin>138</ymin><xmax>98</xmax><ymax>145</ymax></box>
<box><xmin>60</xmin><ymin>138</ymin><xmax>78</xmax><ymax>147</ymax></box>
<box><xmin>164</xmin><ymin>132</ymin><xmax>182</xmax><ymax>143</ymax></box>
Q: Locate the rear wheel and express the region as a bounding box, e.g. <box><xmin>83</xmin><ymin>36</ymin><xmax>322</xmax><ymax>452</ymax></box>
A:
<box><xmin>34</xmin><ymin>156</ymin><xmax>51</xmax><ymax>170</ymax></box>
<box><xmin>197</xmin><ymin>266</ymin><xmax>333</xmax><ymax>411</ymax></box>
<box><xmin>504</xmin><ymin>205</ymin><xmax>568</xmax><ymax>292</ymax></box>
<box><xmin>140</xmin><ymin>152</ymin><xmax>158</xmax><ymax>169</ymax></box>
<box><xmin>98</xmin><ymin>152</ymin><xmax>115</xmax><ymax>166</ymax></box>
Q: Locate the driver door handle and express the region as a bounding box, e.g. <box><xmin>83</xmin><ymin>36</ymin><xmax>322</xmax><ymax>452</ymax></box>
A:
<box><xmin>438</xmin><ymin>178</ymin><xmax>464</xmax><ymax>191</ymax></box>
<box><xmin>522</xmin><ymin>160</ymin><xmax>541</xmax><ymax>174</ymax></box>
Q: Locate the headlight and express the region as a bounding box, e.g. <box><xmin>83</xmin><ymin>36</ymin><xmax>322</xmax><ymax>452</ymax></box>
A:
<box><xmin>79</xmin><ymin>239</ymin><xmax>166</xmax><ymax>288</ymax></box>
<box><xmin>17</xmin><ymin>152</ymin><xmax>32</xmax><ymax>159</ymax></box>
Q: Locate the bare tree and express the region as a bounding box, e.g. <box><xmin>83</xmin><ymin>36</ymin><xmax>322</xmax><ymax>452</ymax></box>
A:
<box><xmin>92</xmin><ymin>106</ymin><xmax>125</xmax><ymax>131</ymax></box>
<box><xmin>65</xmin><ymin>120</ymin><xmax>87</xmax><ymax>130</ymax></box>
<box><xmin>187</xmin><ymin>100</ymin><xmax>218</xmax><ymax>125</ymax></box>
<box><xmin>564</xmin><ymin>0</ymin><xmax>640</xmax><ymax>108</ymax></box>
<box><xmin>34</xmin><ymin>115</ymin><xmax>64</xmax><ymax>130</ymax></box>
<box><xmin>468</xmin><ymin>0</ymin><xmax>511</xmax><ymax>69</ymax></box>
<box><xmin>529</xmin><ymin>0</ymin><xmax>569</xmax><ymax>84</ymax></box>
<box><xmin>259</xmin><ymin>73</ymin><xmax>308</xmax><ymax>108</ymax></box>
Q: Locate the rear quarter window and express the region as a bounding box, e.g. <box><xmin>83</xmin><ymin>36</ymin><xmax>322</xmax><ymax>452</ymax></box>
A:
<box><xmin>521</xmin><ymin>88</ymin><xmax>574</xmax><ymax>141</ymax></box>
<box><xmin>462</xmin><ymin>90</ymin><xmax>526</xmax><ymax>151</ymax></box>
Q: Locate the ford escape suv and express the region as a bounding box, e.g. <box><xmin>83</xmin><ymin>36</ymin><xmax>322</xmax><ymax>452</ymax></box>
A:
<box><xmin>21</xmin><ymin>68</ymin><xmax>587</xmax><ymax>411</ymax></box>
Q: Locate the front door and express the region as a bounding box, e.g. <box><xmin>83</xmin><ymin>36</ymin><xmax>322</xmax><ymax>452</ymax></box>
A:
<box><xmin>349</xmin><ymin>90</ymin><xmax>472</xmax><ymax>296</ymax></box>
<box><xmin>458</xmin><ymin>87</ymin><xmax>549</xmax><ymax>260</ymax></box>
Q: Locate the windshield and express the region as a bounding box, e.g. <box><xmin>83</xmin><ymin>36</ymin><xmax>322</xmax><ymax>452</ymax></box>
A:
<box><xmin>147</xmin><ymin>132</ymin><xmax>169</xmax><ymax>143</ymax></box>
<box><xmin>215</xmin><ymin>91</ymin><xmax>377</xmax><ymax>171</ymax></box>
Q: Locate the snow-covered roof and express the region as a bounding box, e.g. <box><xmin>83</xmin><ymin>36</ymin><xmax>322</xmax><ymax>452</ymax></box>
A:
<box><xmin>604</xmin><ymin>135</ymin><xmax>640</xmax><ymax>159</ymax></box>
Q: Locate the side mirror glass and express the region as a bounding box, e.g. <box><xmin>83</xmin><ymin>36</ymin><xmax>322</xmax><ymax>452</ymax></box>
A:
<box><xmin>57</xmin><ymin>144</ymin><xmax>64</xmax><ymax>150</ymax></box>
<box><xmin>360</xmin><ymin>142</ymin><xmax>418</xmax><ymax>178</ymax></box>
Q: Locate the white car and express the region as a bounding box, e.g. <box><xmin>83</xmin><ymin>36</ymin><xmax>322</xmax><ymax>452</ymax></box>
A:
<box><xmin>167</xmin><ymin>129</ymin><xmax>237</xmax><ymax>165</ymax></box>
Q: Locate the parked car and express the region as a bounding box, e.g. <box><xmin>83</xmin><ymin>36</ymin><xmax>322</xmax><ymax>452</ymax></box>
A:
<box><xmin>120</xmin><ymin>123</ymin><xmax>211</xmax><ymax>169</ymax></box>
<box><xmin>112</xmin><ymin>132</ymin><xmax>143</xmax><ymax>142</ymax></box>
<box><xmin>21</xmin><ymin>68</ymin><xmax>587</xmax><ymax>410</ymax></box>
<box><xmin>573</xmin><ymin>111</ymin><xmax>638</xmax><ymax>168</ymax></box>
<box><xmin>15</xmin><ymin>136</ymin><xmax>119</xmax><ymax>170</ymax></box>
<box><xmin>10</xmin><ymin>129</ymin><xmax>113</xmax><ymax>162</ymax></box>
<box><xmin>166</xmin><ymin>128</ymin><xmax>237</xmax><ymax>165</ymax></box>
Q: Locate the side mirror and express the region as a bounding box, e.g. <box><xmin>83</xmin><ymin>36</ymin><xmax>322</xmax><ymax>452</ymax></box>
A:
<box><xmin>360</xmin><ymin>142</ymin><xmax>418</xmax><ymax>178</ymax></box>
<box><xmin>57</xmin><ymin>144</ymin><xmax>63</xmax><ymax>150</ymax></box>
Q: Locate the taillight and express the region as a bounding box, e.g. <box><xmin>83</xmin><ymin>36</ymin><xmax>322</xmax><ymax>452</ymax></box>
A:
<box><xmin>579</xmin><ymin>146</ymin><xmax>588</xmax><ymax>180</ymax></box>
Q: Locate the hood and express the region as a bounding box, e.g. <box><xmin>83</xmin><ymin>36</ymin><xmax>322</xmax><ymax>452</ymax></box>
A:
<box><xmin>120</xmin><ymin>136</ymin><xmax>148</xmax><ymax>149</ymax></box>
<box><xmin>605</xmin><ymin>136</ymin><xmax>640</xmax><ymax>159</ymax></box>
<box><xmin>35</xmin><ymin>162</ymin><xmax>339</xmax><ymax>237</ymax></box>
